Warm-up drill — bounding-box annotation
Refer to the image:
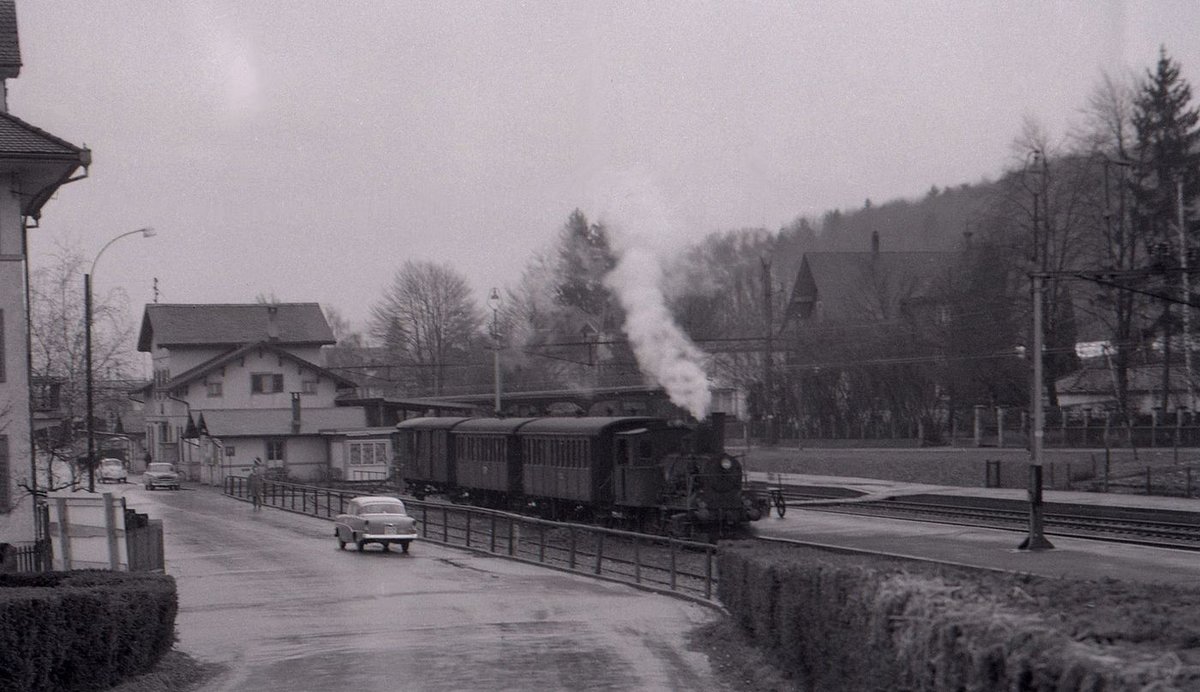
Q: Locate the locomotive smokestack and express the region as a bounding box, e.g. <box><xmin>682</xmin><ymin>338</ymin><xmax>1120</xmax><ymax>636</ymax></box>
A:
<box><xmin>710</xmin><ymin>412</ymin><xmax>726</xmax><ymax>452</ymax></box>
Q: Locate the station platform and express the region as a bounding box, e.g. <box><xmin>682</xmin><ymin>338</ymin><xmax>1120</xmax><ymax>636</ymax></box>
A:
<box><xmin>748</xmin><ymin>472</ymin><xmax>1200</xmax><ymax>586</ymax></box>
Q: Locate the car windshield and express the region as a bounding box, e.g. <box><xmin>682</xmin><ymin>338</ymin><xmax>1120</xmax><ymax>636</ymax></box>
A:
<box><xmin>101</xmin><ymin>460</ymin><xmax>122</xmax><ymax>468</ymax></box>
<box><xmin>148</xmin><ymin>463</ymin><xmax>174</xmax><ymax>473</ymax></box>
<box><xmin>359</xmin><ymin>502</ymin><xmax>405</xmax><ymax>515</ymax></box>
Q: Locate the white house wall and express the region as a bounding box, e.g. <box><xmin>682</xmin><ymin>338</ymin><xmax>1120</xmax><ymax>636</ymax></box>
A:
<box><xmin>0</xmin><ymin>180</ymin><xmax>31</xmax><ymax>542</ymax></box>
<box><xmin>180</xmin><ymin>348</ymin><xmax>341</xmax><ymax>410</ymax></box>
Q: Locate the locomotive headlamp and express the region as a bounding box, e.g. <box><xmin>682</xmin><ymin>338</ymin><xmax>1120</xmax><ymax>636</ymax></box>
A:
<box><xmin>720</xmin><ymin>458</ymin><xmax>733</xmax><ymax>470</ymax></box>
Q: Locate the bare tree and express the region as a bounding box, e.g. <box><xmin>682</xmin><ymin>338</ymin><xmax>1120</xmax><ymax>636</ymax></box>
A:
<box><xmin>28</xmin><ymin>240</ymin><xmax>141</xmax><ymax>491</ymax></box>
<box><xmin>369</xmin><ymin>260</ymin><xmax>482</xmax><ymax>396</ymax></box>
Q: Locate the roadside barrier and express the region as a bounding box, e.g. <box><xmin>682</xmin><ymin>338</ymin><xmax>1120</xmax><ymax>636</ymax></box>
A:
<box><xmin>224</xmin><ymin>476</ymin><xmax>719</xmax><ymax>601</ymax></box>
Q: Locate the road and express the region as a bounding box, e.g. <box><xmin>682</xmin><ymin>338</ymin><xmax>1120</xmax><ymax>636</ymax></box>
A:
<box><xmin>109</xmin><ymin>480</ymin><xmax>727</xmax><ymax>691</ymax></box>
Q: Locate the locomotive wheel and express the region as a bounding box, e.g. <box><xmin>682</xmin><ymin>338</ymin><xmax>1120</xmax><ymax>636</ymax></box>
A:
<box><xmin>773</xmin><ymin>491</ymin><xmax>786</xmax><ymax>518</ymax></box>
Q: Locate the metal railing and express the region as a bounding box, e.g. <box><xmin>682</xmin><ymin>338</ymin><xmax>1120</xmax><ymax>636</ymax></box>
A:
<box><xmin>225</xmin><ymin>476</ymin><xmax>720</xmax><ymax>601</ymax></box>
<box><xmin>4</xmin><ymin>540</ymin><xmax>51</xmax><ymax>573</ymax></box>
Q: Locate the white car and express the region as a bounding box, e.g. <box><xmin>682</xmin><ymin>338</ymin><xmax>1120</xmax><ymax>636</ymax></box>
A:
<box><xmin>144</xmin><ymin>462</ymin><xmax>181</xmax><ymax>490</ymax></box>
<box><xmin>97</xmin><ymin>458</ymin><xmax>128</xmax><ymax>484</ymax></box>
<box><xmin>334</xmin><ymin>496</ymin><xmax>419</xmax><ymax>553</ymax></box>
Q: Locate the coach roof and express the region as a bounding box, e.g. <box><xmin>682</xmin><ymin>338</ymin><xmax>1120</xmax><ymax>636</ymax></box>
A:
<box><xmin>453</xmin><ymin>418</ymin><xmax>539</xmax><ymax>434</ymax></box>
<box><xmin>517</xmin><ymin>416</ymin><xmax>666</xmax><ymax>435</ymax></box>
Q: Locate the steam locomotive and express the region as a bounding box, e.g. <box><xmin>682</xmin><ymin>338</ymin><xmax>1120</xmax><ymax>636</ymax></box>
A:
<box><xmin>394</xmin><ymin>413</ymin><xmax>764</xmax><ymax>536</ymax></box>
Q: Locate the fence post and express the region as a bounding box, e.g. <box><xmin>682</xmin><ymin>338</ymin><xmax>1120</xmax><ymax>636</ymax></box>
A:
<box><xmin>442</xmin><ymin>506</ymin><xmax>448</xmax><ymax>543</ymax></box>
<box><xmin>465</xmin><ymin>512</ymin><xmax>472</xmax><ymax>548</ymax></box>
<box><xmin>539</xmin><ymin>524</ymin><xmax>546</xmax><ymax>563</ymax></box>
<box><xmin>1146</xmin><ymin>466</ymin><xmax>1152</xmax><ymax>495</ymax></box>
<box><xmin>634</xmin><ymin>536</ymin><xmax>641</xmax><ymax>584</ymax></box>
<box><xmin>508</xmin><ymin>518</ymin><xmax>515</xmax><ymax>556</ymax></box>
<box><xmin>594</xmin><ymin>533</ymin><xmax>604</xmax><ymax>575</ymax></box>
<box><xmin>704</xmin><ymin>547</ymin><xmax>714</xmax><ymax>600</ymax></box>
<box><xmin>569</xmin><ymin>527</ymin><xmax>577</xmax><ymax>570</ymax></box>
<box><xmin>669</xmin><ymin>538</ymin><xmax>677</xmax><ymax>591</ymax></box>
<box><xmin>490</xmin><ymin>515</ymin><xmax>497</xmax><ymax>554</ymax></box>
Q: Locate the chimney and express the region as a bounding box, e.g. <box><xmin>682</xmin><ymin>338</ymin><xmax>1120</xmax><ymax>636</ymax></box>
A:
<box><xmin>710</xmin><ymin>412</ymin><xmax>726</xmax><ymax>452</ymax></box>
<box><xmin>291</xmin><ymin>392</ymin><xmax>301</xmax><ymax>433</ymax></box>
<box><xmin>871</xmin><ymin>230</ymin><xmax>880</xmax><ymax>255</ymax></box>
<box><xmin>266</xmin><ymin>305</ymin><xmax>280</xmax><ymax>341</ymax></box>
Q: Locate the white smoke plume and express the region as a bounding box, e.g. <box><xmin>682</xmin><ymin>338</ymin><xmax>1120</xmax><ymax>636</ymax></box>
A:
<box><xmin>590</xmin><ymin>170</ymin><xmax>712</xmax><ymax>419</ymax></box>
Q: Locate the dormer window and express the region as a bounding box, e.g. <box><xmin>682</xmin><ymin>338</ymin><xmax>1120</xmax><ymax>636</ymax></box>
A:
<box><xmin>206</xmin><ymin>382</ymin><xmax>223</xmax><ymax>397</ymax></box>
<box><xmin>251</xmin><ymin>373</ymin><xmax>284</xmax><ymax>394</ymax></box>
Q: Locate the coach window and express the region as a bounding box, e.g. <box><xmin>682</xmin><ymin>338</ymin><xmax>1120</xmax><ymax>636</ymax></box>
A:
<box><xmin>639</xmin><ymin>440</ymin><xmax>653</xmax><ymax>461</ymax></box>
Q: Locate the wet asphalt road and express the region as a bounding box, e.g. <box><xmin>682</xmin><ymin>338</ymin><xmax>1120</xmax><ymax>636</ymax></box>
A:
<box><xmin>115</xmin><ymin>480</ymin><xmax>725</xmax><ymax>691</ymax></box>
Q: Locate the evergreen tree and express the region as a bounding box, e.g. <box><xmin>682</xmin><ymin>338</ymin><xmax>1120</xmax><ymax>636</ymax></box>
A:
<box><xmin>1132</xmin><ymin>47</ymin><xmax>1200</xmax><ymax>250</ymax></box>
<box><xmin>1131</xmin><ymin>47</ymin><xmax>1200</xmax><ymax>410</ymax></box>
<box><xmin>555</xmin><ymin>209</ymin><xmax>616</xmax><ymax>320</ymax></box>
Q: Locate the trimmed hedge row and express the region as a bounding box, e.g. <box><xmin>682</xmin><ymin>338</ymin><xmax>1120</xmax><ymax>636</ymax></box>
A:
<box><xmin>0</xmin><ymin>570</ymin><xmax>177</xmax><ymax>692</ymax></box>
<box><xmin>719</xmin><ymin>542</ymin><xmax>1200</xmax><ymax>691</ymax></box>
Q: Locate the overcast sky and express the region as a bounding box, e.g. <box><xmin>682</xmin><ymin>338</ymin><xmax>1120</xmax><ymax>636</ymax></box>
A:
<box><xmin>9</xmin><ymin>1</ymin><xmax>1200</xmax><ymax>332</ymax></box>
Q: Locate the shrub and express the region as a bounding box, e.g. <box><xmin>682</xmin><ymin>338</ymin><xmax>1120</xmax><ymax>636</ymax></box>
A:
<box><xmin>0</xmin><ymin>571</ymin><xmax>177</xmax><ymax>692</ymax></box>
<box><xmin>719</xmin><ymin>542</ymin><xmax>1200</xmax><ymax>690</ymax></box>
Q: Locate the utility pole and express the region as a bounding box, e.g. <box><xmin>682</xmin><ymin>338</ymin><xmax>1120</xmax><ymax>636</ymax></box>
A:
<box><xmin>762</xmin><ymin>258</ymin><xmax>777</xmax><ymax>445</ymax></box>
<box><xmin>1180</xmin><ymin>180</ymin><xmax>1193</xmax><ymax>408</ymax></box>
<box><xmin>1020</xmin><ymin>148</ymin><xmax>1053</xmax><ymax>551</ymax></box>
<box><xmin>1020</xmin><ymin>272</ymin><xmax>1054</xmax><ymax>551</ymax></box>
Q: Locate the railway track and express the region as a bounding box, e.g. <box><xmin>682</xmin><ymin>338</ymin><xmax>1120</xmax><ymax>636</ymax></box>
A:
<box><xmin>799</xmin><ymin>492</ymin><xmax>1200</xmax><ymax>551</ymax></box>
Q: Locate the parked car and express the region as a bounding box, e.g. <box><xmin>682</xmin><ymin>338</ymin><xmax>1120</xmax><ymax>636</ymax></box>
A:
<box><xmin>144</xmin><ymin>462</ymin><xmax>181</xmax><ymax>491</ymax></box>
<box><xmin>97</xmin><ymin>458</ymin><xmax>128</xmax><ymax>484</ymax></box>
<box><xmin>334</xmin><ymin>496</ymin><xmax>418</xmax><ymax>553</ymax></box>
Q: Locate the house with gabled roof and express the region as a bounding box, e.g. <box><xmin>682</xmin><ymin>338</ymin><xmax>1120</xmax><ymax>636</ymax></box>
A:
<box><xmin>0</xmin><ymin>1</ymin><xmax>91</xmax><ymax>546</ymax></box>
<box><xmin>135</xmin><ymin>303</ymin><xmax>371</xmax><ymax>483</ymax></box>
<box><xmin>783</xmin><ymin>237</ymin><xmax>952</xmax><ymax>326</ymax></box>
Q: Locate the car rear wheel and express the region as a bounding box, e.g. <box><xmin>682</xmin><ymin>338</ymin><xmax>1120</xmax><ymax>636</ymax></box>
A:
<box><xmin>400</xmin><ymin>540</ymin><xmax>411</xmax><ymax>553</ymax></box>
<box><xmin>355</xmin><ymin>536</ymin><xmax>365</xmax><ymax>551</ymax></box>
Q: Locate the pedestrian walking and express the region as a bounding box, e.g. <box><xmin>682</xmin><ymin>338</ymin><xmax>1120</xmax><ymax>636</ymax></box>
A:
<box><xmin>248</xmin><ymin>462</ymin><xmax>264</xmax><ymax>511</ymax></box>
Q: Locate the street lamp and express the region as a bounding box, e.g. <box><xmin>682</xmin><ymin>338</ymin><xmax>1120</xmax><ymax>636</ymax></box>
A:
<box><xmin>86</xmin><ymin>227</ymin><xmax>155</xmax><ymax>491</ymax></box>
<box><xmin>487</xmin><ymin>288</ymin><xmax>502</xmax><ymax>416</ymax></box>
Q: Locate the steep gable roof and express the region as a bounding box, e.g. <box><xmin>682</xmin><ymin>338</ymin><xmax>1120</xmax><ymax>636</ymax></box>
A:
<box><xmin>136</xmin><ymin>340</ymin><xmax>356</xmax><ymax>395</ymax></box>
<box><xmin>0</xmin><ymin>0</ymin><xmax>20</xmax><ymax>79</ymax></box>
<box><xmin>786</xmin><ymin>251</ymin><xmax>952</xmax><ymax>324</ymax></box>
<box><xmin>138</xmin><ymin>303</ymin><xmax>335</xmax><ymax>351</ymax></box>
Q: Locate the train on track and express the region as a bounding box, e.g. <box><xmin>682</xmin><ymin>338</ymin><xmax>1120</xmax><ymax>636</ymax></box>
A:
<box><xmin>394</xmin><ymin>413</ymin><xmax>765</xmax><ymax>536</ymax></box>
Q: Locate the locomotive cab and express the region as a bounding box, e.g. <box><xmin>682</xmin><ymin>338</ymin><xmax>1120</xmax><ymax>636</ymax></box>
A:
<box><xmin>612</xmin><ymin>425</ymin><xmax>687</xmax><ymax>506</ymax></box>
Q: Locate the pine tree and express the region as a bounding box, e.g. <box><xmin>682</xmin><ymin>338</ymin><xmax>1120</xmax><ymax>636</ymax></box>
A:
<box><xmin>1132</xmin><ymin>47</ymin><xmax>1200</xmax><ymax>249</ymax></box>
<box><xmin>1131</xmin><ymin>47</ymin><xmax>1200</xmax><ymax>410</ymax></box>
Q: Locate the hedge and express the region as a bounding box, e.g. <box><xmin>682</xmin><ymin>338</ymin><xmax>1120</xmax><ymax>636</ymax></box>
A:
<box><xmin>0</xmin><ymin>571</ymin><xmax>177</xmax><ymax>692</ymax></box>
<box><xmin>719</xmin><ymin>541</ymin><xmax>1200</xmax><ymax>691</ymax></box>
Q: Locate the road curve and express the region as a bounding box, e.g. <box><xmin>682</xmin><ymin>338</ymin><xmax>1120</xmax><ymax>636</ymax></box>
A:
<box><xmin>117</xmin><ymin>481</ymin><xmax>727</xmax><ymax>691</ymax></box>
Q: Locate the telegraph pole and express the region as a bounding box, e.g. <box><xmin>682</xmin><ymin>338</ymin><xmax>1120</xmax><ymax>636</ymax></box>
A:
<box><xmin>1020</xmin><ymin>271</ymin><xmax>1054</xmax><ymax>550</ymax></box>
<box><xmin>762</xmin><ymin>258</ymin><xmax>777</xmax><ymax>444</ymax></box>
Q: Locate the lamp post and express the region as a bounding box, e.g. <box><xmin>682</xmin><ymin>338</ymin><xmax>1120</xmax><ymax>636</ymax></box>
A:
<box><xmin>487</xmin><ymin>288</ymin><xmax>502</xmax><ymax>416</ymax></box>
<box><xmin>86</xmin><ymin>227</ymin><xmax>155</xmax><ymax>491</ymax></box>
